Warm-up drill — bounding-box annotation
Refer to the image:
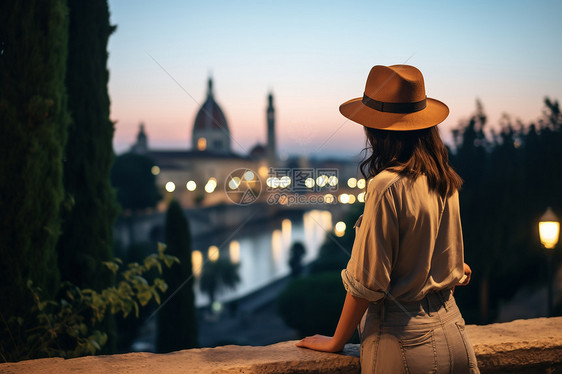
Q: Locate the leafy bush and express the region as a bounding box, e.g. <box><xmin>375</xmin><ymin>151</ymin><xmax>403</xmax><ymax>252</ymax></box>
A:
<box><xmin>0</xmin><ymin>243</ymin><xmax>178</xmax><ymax>362</ymax></box>
<box><xmin>277</xmin><ymin>272</ymin><xmax>346</xmax><ymax>337</ymax></box>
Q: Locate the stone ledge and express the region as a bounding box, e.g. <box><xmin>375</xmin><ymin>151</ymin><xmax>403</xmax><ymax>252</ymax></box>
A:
<box><xmin>1</xmin><ymin>317</ymin><xmax>561</xmax><ymax>373</ymax></box>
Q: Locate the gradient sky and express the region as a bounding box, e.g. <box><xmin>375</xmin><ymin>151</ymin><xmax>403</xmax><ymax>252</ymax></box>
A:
<box><xmin>108</xmin><ymin>0</ymin><xmax>562</xmax><ymax>158</ymax></box>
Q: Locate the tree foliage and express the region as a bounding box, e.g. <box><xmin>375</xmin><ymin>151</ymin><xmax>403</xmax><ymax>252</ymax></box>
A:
<box><xmin>199</xmin><ymin>259</ymin><xmax>241</xmax><ymax>306</ymax></box>
<box><xmin>57</xmin><ymin>0</ymin><xmax>119</xmax><ymax>292</ymax></box>
<box><xmin>111</xmin><ymin>152</ymin><xmax>161</xmax><ymax>213</ymax></box>
<box><xmin>288</xmin><ymin>242</ymin><xmax>306</xmax><ymax>277</ymax></box>
<box><xmin>0</xmin><ymin>0</ymin><xmax>70</xmax><ymax>322</ymax></box>
<box><xmin>451</xmin><ymin>98</ymin><xmax>562</xmax><ymax>323</ymax></box>
<box><xmin>0</xmin><ymin>244</ymin><xmax>178</xmax><ymax>362</ymax></box>
<box><xmin>156</xmin><ymin>201</ymin><xmax>198</xmax><ymax>352</ymax></box>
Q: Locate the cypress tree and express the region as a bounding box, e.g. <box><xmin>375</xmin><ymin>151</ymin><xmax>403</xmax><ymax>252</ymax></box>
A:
<box><xmin>157</xmin><ymin>200</ymin><xmax>198</xmax><ymax>352</ymax></box>
<box><xmin>0</xmin><ymin>0</ymin><xmax>69</xmax><ymax>319</ymax></box>
<box><xmin>54</xmin><ymin>0</ymin><xmax>119</xmax><ymax>353</ymax></box>
<box><xmin>57</xmin><ymin>0</ymin><xmax>118</xmax><ymax>292</ymax></box>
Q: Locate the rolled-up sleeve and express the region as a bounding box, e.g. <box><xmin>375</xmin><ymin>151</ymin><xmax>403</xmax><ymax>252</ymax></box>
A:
<box><xmin>341</xmin><ymin>185</ymin><xmax>398</xmax><ymax>302</ymax></box>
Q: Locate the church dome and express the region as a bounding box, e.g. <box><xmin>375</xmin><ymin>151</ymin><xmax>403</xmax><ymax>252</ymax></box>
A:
<box><xmin>192</xmin><ymin>77</ymin><xmax>231</xmax><ymax>154</ymax></box>
<box><xmin>193</xmin><ymin>78</ymin><xmax>229</xmax><ymax>132</ymax></box>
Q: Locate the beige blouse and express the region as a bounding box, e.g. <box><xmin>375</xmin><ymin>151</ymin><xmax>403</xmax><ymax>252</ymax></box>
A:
<box><xmin>341</xmin><ymin>170</ymin><xmax>466</xmax><ymax>303</ymax></box>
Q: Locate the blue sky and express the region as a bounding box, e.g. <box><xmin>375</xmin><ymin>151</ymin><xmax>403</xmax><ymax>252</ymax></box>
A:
<box><xmin>108</xmin><ymin>0</ymin><xmax>562</xmax><ymax>157</ymax></box>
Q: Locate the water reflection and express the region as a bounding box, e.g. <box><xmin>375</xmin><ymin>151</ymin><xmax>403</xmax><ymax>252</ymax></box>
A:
<box><xmin>193</xmin><ymin>209</ymin><xmax>333</xmax><ymax>306</ymax></box>
<box><xmin>229</xmin><ymin>240</ymin><xmax>240</xmax><ymax>264</ymax></box>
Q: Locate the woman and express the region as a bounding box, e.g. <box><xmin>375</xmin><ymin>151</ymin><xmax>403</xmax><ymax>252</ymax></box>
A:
<box><xmin>296</xmin><ymin>65</ymin><xmax>479</xmax><ymax>373</ymax></box>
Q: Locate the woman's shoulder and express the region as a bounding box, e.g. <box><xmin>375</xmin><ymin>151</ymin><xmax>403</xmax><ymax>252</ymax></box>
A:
<box><xmin>364</xmin><ymin>170</ymin><xmax>404</xmax><ymax>205</ymax></box>
<box><xmin>367</xmin><ymin>169</ymin><xmax>402</xmax><ymax>193</ymax></box>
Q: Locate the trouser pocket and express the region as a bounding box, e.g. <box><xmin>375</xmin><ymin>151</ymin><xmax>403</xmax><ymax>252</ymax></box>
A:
<box><xmin>398</xmin><ymin>329</ymin><xmax>437</xmax><ymax>374</ymax></box>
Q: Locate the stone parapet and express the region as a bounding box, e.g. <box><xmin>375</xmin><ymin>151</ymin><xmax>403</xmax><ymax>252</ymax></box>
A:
<box><xmin>1</xmin><ymin>317</ymin><xmax>561</xmax><ymax>373</ymax></box>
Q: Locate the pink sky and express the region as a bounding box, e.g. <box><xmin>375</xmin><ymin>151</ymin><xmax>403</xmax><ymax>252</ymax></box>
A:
<box><xmin>108</xmin><ymin>1</ymin><xmax>562</xmax><ymax>157</ymax></box>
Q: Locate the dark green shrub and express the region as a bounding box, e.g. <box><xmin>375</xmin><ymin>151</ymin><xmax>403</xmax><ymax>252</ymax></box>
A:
<box><xmin>277</xmin><ymin>272</ymin><xmax>345</xmax><ymax>337</ymax></box>
<box><xmin>156</xmin><ymin>201</ymin><xmax>198</xmax><ymax>352</ymax></box>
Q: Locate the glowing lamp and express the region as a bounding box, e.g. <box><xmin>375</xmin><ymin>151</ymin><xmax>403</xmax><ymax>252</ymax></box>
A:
<box><xmin>539</xmin><ymin>207</ymin><xmax>560</xmax><ymax>249</ymax></box>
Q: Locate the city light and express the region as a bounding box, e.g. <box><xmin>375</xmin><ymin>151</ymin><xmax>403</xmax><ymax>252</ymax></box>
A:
<box><xmin>358</xmin><ymin>191</ymin><xmax>366</xmax><ymax>203</ymax></box>
<box><xmin>539</xmin><ymin>208</ymin><xmax>560</xmax><ymax>249</ymax></box>
<box><xmin>229</xmin><ymin>241</ymin><xmax>240</xmax><ymax>264</ymax></box>
<box><xmin>151</xmin><ymin>165</ymin><xmax>160</xmax><ymax>176</ymax></box>
<box><xmin>348</xmin><ymin>194</ymin><xmax>356</xmax><ymax>204</ymax></box>
<box><xmin>339</xmin><ymin>193</ymin><xmax>350</xmax><ymax>204</ymax></box>
<box><xmin>540</xmin><ymin>222</ymin><xmax>560</xmax><ymax>249</ymax></box>
<box><xmin>186</xmin><ymin>180</ymin><xmax>197</xmax><ymax>191</ymax></box>
<box><xmin>197</xmin><ymin>137</ymin><xmax>207</xmax><ymax>151</ymax></box>
<box><xmin>316</xmin><ymin>175</ymin><xmax>328</xmax><ymax>187</ymax></box>
<box><xmin>205</xmin><ymin>177</ymin><xmax>217</xmax><ymax>193</ymax></box>
<box><xmin>334</xmin><ymin>221</ymin><xmax>346</xmax><ymax>237</ymax></box>
<box><xmin>324</xmin><ymin>194</ymin><xmax>335</xmax><ymax>203</ymax></box>
<box><xmin>266</xmin><ymin>177</ymin><xmax>280</xmax><ymax>188</ymax></box>
<box><xmin>243</xmin><ymin>170</ymin><xmax>255</xmax><ymax>181</ymax></box>
<box><xmin>258</xmin><ymin>165</ymin><xmax>269</xmax><ymax>178</ymax></box>
<box><xmin>304</xmin><ymin>178</ymin><xmax>315</xmax><ymax>188</ymax></box>
<box><xmin>228</xmin><ymin>177</ymin><xmax>241</xmax><ymax>190</ymax></box>
<box><xmin>347</xmin><ymin>177</ymin><xmax>357</xmax><ymax>188</ymax></box>
<box><xmin>539</xmin><ymin>207</ymin><xmax>560</xmax><ymax>316</ymax></box>
<box><xmin>357</xmin><ymin>178</ymin><xmax>366</xmax><ymax>189</ymax></box>
<box><xmin>328</xmin><ymin>175</ymin><xmax>338</xmax><ymax>187</ymax></box>
<box><xmin>192</xmin><ymin>250</ymin><xmax>203</xmax><ymax>277</ymax></box>
<box><xmin>208</xmin><ymin>245</ymin><xmax>219</xmax><ymax>261</ymax></box>
<box><xmin>165</xmin><ymin>181</ymin><xmax>176</xmax><ymax>192</ymax></box>
<box><xmin>279</xmin><ymin>175</ymin><xmax>291</xmax><ymax>188</ymax></box>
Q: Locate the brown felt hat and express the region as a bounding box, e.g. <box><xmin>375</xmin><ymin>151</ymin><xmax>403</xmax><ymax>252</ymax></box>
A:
<box><xmin>339</xmin><ymin>65</ymin><xmax>449</xmax><ymax>131</ymax></box>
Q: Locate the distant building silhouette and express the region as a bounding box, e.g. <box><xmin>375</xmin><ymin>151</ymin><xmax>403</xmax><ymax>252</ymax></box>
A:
<box><xmin>191</xmin><ymin>77</ymin><xmax>231</xmax><ymax>154</ymax></box>
<box><xmin>266</xmin><ymin>93</ymin><xmax>277</xmax><ymax>166</ymax></box>
<box><xmin>128</xmin><ymin>77</ymin><xmax>270</xmax><ymax>208</ymax></box>
<box><xmin>127</xmin><ymin>75</ymin><xmax>359</xmax><ymax>209</ymax></box>
<box><xmin>131</xmin><ymin>122</ymin><xmax>148</xmax><ymax>154</ymax></box>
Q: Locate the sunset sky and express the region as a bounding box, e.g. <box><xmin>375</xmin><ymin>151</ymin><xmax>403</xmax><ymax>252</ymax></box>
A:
<box><xmin>108</xmin><ymin>0</ymin><xmax>562</xmax><ymax>158</ymax></box>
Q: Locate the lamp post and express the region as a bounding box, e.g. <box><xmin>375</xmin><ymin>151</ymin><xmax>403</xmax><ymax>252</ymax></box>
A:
<box><xmin>539</xmin><ymin>207</ymin><xmax>560</xmax><ymax>316</ymax></box>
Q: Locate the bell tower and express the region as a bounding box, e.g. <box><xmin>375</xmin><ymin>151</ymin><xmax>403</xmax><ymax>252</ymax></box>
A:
<box><xmin>266</xmin><ymin>92</ymin><xmax>276</xmax><ymax>165</ymax></box>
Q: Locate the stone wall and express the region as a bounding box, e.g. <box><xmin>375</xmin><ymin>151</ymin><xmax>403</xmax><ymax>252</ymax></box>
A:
<box><xmin>1</xmin><ymin>317</ymin><xmax>561</xmax><ymax>373</ymax></box>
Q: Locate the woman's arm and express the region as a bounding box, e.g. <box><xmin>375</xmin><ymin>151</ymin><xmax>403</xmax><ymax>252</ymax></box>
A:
<box><xmin>296</xmin><ymin>292</ymin><xmax>370</xmax><ymax>352</ymax></box>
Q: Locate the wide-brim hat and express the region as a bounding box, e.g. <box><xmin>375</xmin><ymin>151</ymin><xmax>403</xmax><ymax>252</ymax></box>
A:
<box><xmin>339</xmin><ymin>65</ymin><xmax>449</xmax><ymax>131</ymax></box>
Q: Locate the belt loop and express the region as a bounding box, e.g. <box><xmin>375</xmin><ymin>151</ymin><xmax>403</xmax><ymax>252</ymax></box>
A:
<box><xmin>438</xmin><ymin>289</ymin><xmax>449</xmax><ymax>312</ymax></box>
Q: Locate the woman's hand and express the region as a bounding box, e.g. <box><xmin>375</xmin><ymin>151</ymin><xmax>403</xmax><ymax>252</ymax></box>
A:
<box><xmin>459</xmin><ymin>262</ymin><xmax>472</xmax><ymax>286</ymax></box>
<box><xmin>453</xmin><ymin>262</ymin><xmax>472</xmax><ymax>294</ymax></box>
<box><xmin>296</xmin><ymin>293</ymin><xmax>369</xmax><ymax>353</ymax></box>
<box><xmin>296</xmin><ymin>334</ymin><xmax>342</xmax><ymax>353</ymax></box>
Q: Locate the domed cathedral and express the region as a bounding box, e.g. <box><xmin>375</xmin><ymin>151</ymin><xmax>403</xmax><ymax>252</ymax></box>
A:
<box><xmin>192</xmin><ymin>77</ymin><xmax>232</xmax><ymax>154</ymax></box>
<box><xmin>129</xmin><ymin>76</ymin><xmax>277</xmax><ymax>209</ymax></box>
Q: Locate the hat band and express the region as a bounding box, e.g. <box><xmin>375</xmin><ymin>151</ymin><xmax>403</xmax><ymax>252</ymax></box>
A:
<box><xmin>362</xmin><ymin>94</ymin><xmax>427</xmax><ymax>114</ymax></box>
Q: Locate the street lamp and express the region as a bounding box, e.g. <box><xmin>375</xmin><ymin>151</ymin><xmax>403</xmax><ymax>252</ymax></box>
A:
<box><xmin>539</xmin><ymin>207</ymin><xmax>560</xmax><ymax>316</ymax></box>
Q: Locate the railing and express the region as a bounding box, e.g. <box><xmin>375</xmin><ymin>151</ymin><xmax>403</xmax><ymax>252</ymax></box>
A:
<box><xmin>1</xmin><ymin>316</ymin><xmax>561</xmax><ymax>373</ymax></box>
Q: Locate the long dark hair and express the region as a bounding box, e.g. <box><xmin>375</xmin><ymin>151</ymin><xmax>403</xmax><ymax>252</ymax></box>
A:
<box><xmin>360</xmin><ymin>126</ymin><xmax>463</xmax><ymax>197</ymax></box>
